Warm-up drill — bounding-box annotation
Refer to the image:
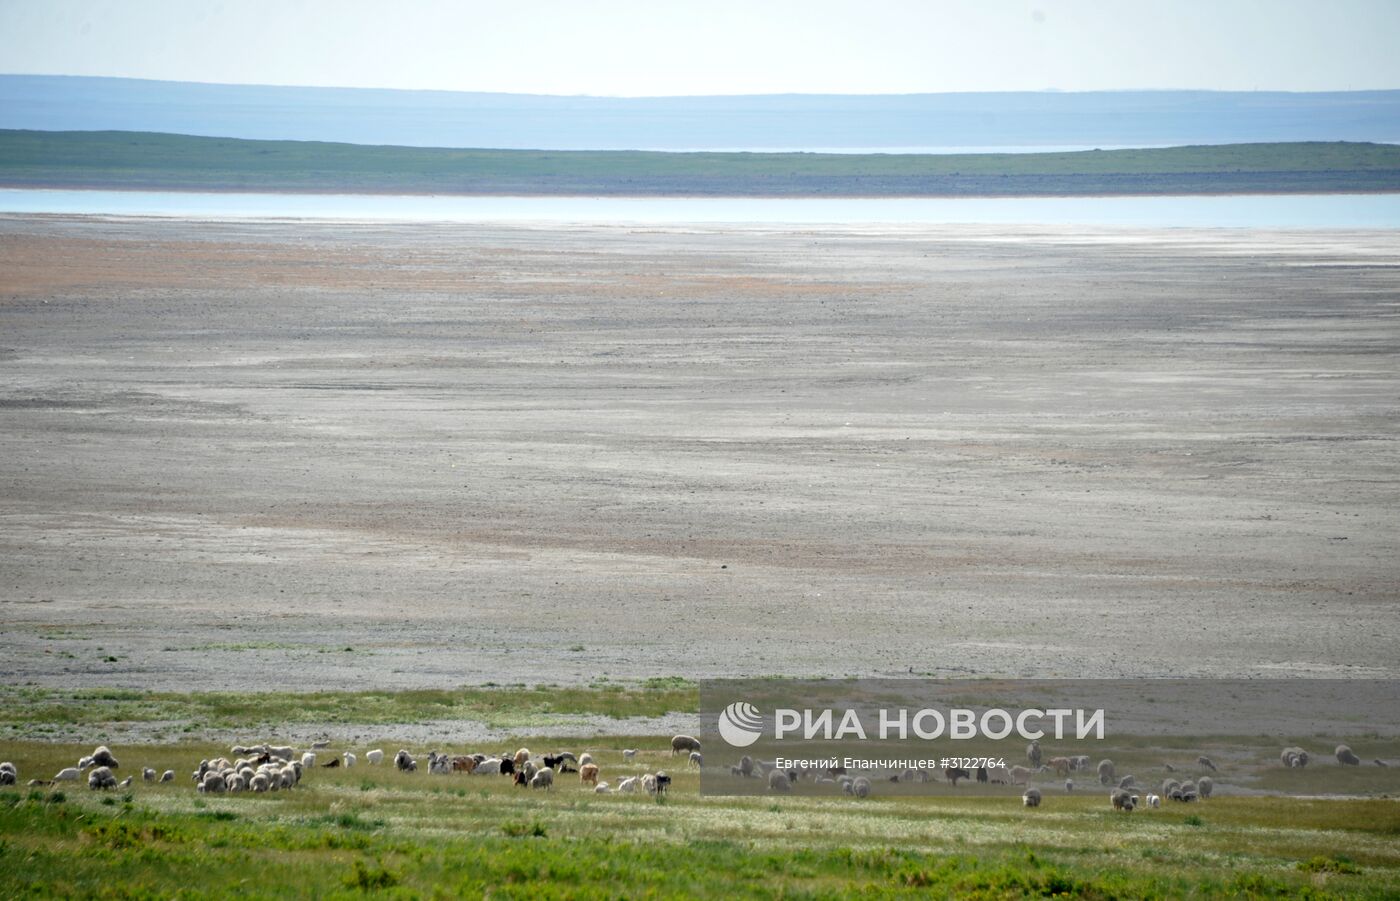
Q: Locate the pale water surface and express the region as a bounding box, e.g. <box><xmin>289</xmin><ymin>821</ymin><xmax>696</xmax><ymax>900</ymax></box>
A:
<box><xmin>2</xmin><ymin>188</ymin><xmax>1399</xmax><ymax>228</ymax></box>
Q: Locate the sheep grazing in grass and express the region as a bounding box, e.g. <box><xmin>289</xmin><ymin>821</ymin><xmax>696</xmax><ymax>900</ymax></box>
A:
<box><xmin>1007</xmin><ymin>765</ymin><xmax>1032</xmax><ymax>786</ymax></box>
<box><xmin>78</xmin><ymin>756</ymin><xmax>94</xmax><ymax>770</ymax></box>
<box><xmin>1179</xmin><ymin>780</ymin><xmax>1199</xmax><ymax>802</ymax></box>
<box><xmin>853</xmin><ymin>777</ymin><xmax>871</xmax><ymax>799</ymax></box>
<box><xmin>300</xmin><ymin>752</ymin><xmax>316</xmax><ymax>769</ymax></box>
<box><xmin>1048</xmin><ymin>756</ymin><xmax>1072</xmax><ymax>776</ymax></box>
<box><xmin>1026</xmin><ymin>740</ymin><xmax>1042</xmax><ymax>769</ymax></box>
<box><xmin>945</xmin><ymin>767</ymin><xmax>971</xmax><ymax>787</ymax></box>
<box><xmin>118</xmin><ymin>776</ymin><xmax>133</xmax><ymax>789</ymax></box>
<box><xmin>142</xmin><ymin>767</ymin><xmax>156</xmax><ymax>783</ymax></box>
<box><xmin>617</xmin><ymin>776</ymin><xmax>639</xmax><ymax>793</ymax></box>
<box><xmin>768</xmin><ymin>770</ymin><xmax>791</xmax><ymax>793</ymax></box>
<box><xmin>366</xmin><ymin>749</ymin><xmax>384</xmax><ymax>766</ymax></box>
<box><xmin>1161</xmin><ymin>779</ymin><xmax>1181</xmax><ymax>798</ymax></box>
<box><xmin>580</xmin><ymin>764</ymin><xmax>600</xmax><ymax>786</ymax></box>
<box><xmin>1281</xmin><ymin>747</ymin><xmax>1309</xmax><ymax>768</ymax></box>
<box><xmin>1336</xmin><ymin>745</ymin><xmax>1361</xmax><ymax>766</ymax></box>
<box><xmin>1097</xmin><ymin>760</ymin><xmax>1115</xmax><ymax>786</ymax></box>
<box><xmin>688</xmin><ymin>751</ymin><xmax>703</xmax><ymax>768</ymax></box>
<box><xmin>595</xmin><ymin>782</ymin><xmax>612</xmax><ymax>794</ymax></box>
<box><xmin>1163</xmin><ymin>762</ymin><xmax>1176</xmax><ymax>773</ymax></box>
<box><xmin>1146</xmin><ymin>794</ymin><xmax>1161</xmax><ymax>808</ymax></box>
<box><xmin>531</xmin><ymin>767</ymin><xmax>555</xmax><ymax>790</ymax></box>
<box><xmin>311</xmin><ymin>740</ymin><xmax>330</xmax><ymax>750</ymax></box>
<box><xmin>160</xmin><ymin>770</ymin><xmax>175</xmax><ymax>783</ymax></box>
<box><xmin>88</xmin><ymin>767</ymin><xmax>117</xmax><ymax>790</ymax></box>
<box><xmin>1022</xmin><ymin>787</ymin><xmax>1042</xmax><ymax>808</ymax></box>
<box><xmin>0</xmin><ymin>763</ymin><xmax>16</xmax><ymax>786</ymax></box>
<box><xmin>623</xmin><ymin>749</ymin><xmax>638</xmax><ymax>762</ymax></box>
<box><xmin>54</xmin><ymin>767</ymin><xmax>80</xmax><ymax>782</ymax></box>
<box><xmin>343</xmin><ymin>752</ymin><xmax>356</xmax><ymax>768</ymax></box>
<box><xmin>671</xmin><ymin>735</ymin><xmax>701</xmax><ymax>756</ymax></box>
<box><xmin>513</xmin><ymin>748</ymin><xmax>531</xmax><ymax>768</ymax></box>
<box><xmin>1110</xmin><ymin>789</ymin><xmax>1135</xmax><ymax>811</ymax></box>
<box><xmin>394</xmin><ymin>750</ymin><xmax>416</xmax><ymax>773</ymax></box>
<box><xmin>91</xmin><ymin>746</ymin><xmax>119</xmax><ymax>769</ymax></box>
<box><xmin>1117</xmin><ymin>775</ymin><xmax>1137</xmax><ymax>790</ymax></box>
<box><xmin>1198</xmin><ymin>777</ymin><xmax>1213</xmax><ymax>799</ymax></box>
<box><xmin>200</xmin><ymin>772</ymin><xmax>227</xmax><ymax>794</ymax></box>
<box><xmin>578</xmin><ymin>753</ymin><xmax>595</xmax><ymax>768</ymax></box>
<box><xmin>474</xmin><ymin>758</ymin><xmax>503</xmax><ymax>776</ymax></box>
<box><xmin>1197</xmin><ymin>756</ymin><xmax>1217</xmax><ymax>772</ymax></box>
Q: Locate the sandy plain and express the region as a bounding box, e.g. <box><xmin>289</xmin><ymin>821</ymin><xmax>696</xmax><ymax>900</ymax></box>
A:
<box><xmin>0</xmin><ymin>214</ymin><xmax>1397</xmax><ymax>691</ymax></box>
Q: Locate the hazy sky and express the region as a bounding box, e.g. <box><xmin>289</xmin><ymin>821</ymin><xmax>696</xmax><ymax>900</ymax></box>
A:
<box><xmin>3</xmin><ymin>0</ymin><xmax>1398</xmax><ymax>96</ymax></box>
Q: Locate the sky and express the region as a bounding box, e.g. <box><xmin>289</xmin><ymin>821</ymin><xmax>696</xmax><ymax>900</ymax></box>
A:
<box><xmin>2</xmin><ymin>0</ymin><xmax>1399</xmax><ymax>96</ymax></box>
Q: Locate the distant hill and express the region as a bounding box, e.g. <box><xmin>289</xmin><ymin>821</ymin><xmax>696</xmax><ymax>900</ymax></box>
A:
<box><xmin>3</xmin><ymin>130</ymin><xmax>1399</xmax><ymax>197</ymax></box>
<box><xmin>2</xmin><ymin>75</ymin><xmax>1399</xmax><ymax>151</ymax></box>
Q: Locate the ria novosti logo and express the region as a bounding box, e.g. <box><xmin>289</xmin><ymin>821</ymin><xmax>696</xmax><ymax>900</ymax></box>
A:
<box><xmin>717</xmin><ymin>701</ymin><xmax>764</xmax><ymax>747</ymax></box>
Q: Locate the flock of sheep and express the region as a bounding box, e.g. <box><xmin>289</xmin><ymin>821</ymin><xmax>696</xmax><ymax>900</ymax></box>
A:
<box><xmin>3</xmin><ymin>735</ymin><xmax>706</xmax><ymax>798</ymax></box>
<box><xmin>1</xmin><ymin>736</ymin><xmax>1385</xmax><ymax>808</ymax></box>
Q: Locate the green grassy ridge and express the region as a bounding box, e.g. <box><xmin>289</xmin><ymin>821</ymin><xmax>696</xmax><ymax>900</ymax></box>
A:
<box><xmin>0</xmin><ymin>680</ymin><xmax>699</xmax><ymax>731</ymax></box>
<box><xmin>3</xmin><ymin>129</ymin><xmax>1400</xmax><ymax>196</ymax></box>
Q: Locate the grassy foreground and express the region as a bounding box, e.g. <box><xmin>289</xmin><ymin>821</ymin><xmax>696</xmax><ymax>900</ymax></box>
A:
<box><xmin>3</xmin><ymin>130</ymin><xmax>1400</xmax><ymax>196</ymax></box>
<box><xmin>2</xmin><ymin>736</ymin><xmax>1398</xmax><ymax>899</ymax></box>
<box><xmin>2</xmin><ymin>676</ymin><xmax>1399</xmax><ymax>899</ymax></box>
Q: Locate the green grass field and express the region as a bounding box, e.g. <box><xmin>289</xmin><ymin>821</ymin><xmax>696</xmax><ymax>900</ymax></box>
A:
<box><xmin>3</xmin><ymin>130</ymin><xmax>1400</xmax><ymax>196</ymax></box>
<box><xmin>2</xmin><ymin>685</ymin><xmax>1398</xmax><ymax>898</ymax></box>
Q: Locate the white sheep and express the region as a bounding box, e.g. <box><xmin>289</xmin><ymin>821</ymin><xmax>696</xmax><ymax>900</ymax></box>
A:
<box><xmin>1110</xmin><ymin>789</ymin><xmax>1134</xmax><ymax>811</ymax></box>
<box><xmin>531</xmin><ymin>767</ymin><xmax>555</xmax><ymax>790</ymax></box>
<box><xmin>473</xmin><ymin>758</ymin><xmax>503</xmax><ymax>776</ymax></box>
<box><xmin>311</xmin><ymin>740</ymin><xmax>330</xmax><ymax>750</ymax></box>
<box><xmin>1022</xmin><ymin>787</ymin><xmax>1042</xmax><ymax>807</ymax></box>
<box><xmin>201</xmin><ymin>772</ymin><xmax>227</xmax><ymax>793</ymax></box>
<box><xmin>617</xmin><ymin>776</ymin><xmax>639</xmax><ymax>793</ymax></box>
<box><xmin>142</xmin><ymin>767</ymin><xmax>156</xmax><ymax>782</ymax></box>
<box><xmin>160</xmin><ymin>770</ymin><xmax>175</xmax><ymax>783</ymax></box>
<box><xmin>688</xmin><ymin>751</ymin><xmax>703</xmax><ymax>768</ymax></box>
<box><xmin>623</xmin><ymin>749</ymin><xmax>638</xmax><ymax>762</ymax></box>
<box><xmin>0</xmin><ymin>763</ymin><xmax>16</xmax><ymax>786</ymax></box>
<box><xmin>301</xmin><ymin>752</ymin><xmax>316</xmax><ymax>769</ymax></box>
<box><xmin>1281</xmin><ymin>747</ymin><xmax>1309</xmax><ymax>768</ymax></box>
<box><xmin>594</xmin><ymin>782</ymin><xmax>612</xmax><ymax>794</ymax></box>
<box><xmin>1336</xmin><ymin>745</ymin><xmax>1361</xmax><ymax>766</ymax></box>
<box><xmin>1198</xmin><ymin>777</ymin><xmax>1214</xmax><ymax>799</ymax></box>
<box><xmin>88</xmin><ymin>767</ymin><xmax>117</xmax><ymax>790</ymax></box>
<box><xmin>343</xmin><ymin>752</ymin><xmax>356</xmax><ymax>768</ymax></box>
<box><xmin>1146</xmin><ymin>794</ymin><xmax>1161</xmax><ymax>808</ymax></box>
<box><xmin>578</xmin><ymin>753</ymin><xmax>595</xmax><ymax>768</ymax></box>
<box><xmin>767</xmin><ymin>770</ymin><xmax>791</xmax><ymax>793</ymax></box>
<box><xmin>366</xmin><ymin>749</ymin><xmax>385</xmax><ymax>766</ymax></box>
<box><xmin>118</xmin><ymin>776</ymin><xmax>133</xmax><ymax>788</ymax></box>
<box><xmin>54</xmin><ymin>767</ymin><xmax>81</xmax><ymax>782</ymax></box>
<box><xmin>250</xmin><ymin>773</ymin><xmax>270</xmax><ymax>792</ymax></box>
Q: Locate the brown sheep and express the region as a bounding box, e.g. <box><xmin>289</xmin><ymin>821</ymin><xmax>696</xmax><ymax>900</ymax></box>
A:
<box><xmin>580</xmin><ymin>763</ymin><xmax>600</xmax><ymax>786</ymax></box>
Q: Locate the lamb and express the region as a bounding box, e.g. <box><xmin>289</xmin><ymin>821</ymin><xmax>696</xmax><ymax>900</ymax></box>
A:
<box><xmin>142</xmin><ymin>767</ymin><xmax>156</xmax><ymax>782</ymax></box>
<box><xmin>768</xmin><ymin>770</ymin><xmax>791</xmax><ymax>793</ymax></box>
<box><xmin>160</xmin><ymin>770</ymin><xmax>175</xmax><ymax>783</ymax></box>
<box><xmin>1022</xmin><ymin>787</ymin><xmax>1042</xmax><ymax>807</ymax></box>
<box><xmin>1097</xmin><ymin>759</ymin><xmax>1115</xmax><ymax>785</ymax></box>
<box><xmin>1026</xmin><ymin>740</ymin><xmax>1042</xmax><ymax>768</ymax></box>
<box><xmin>54</xmin><ymin>767</ymin><xmax>81</xmax><ymax>782</ymax></box>
<box><xmin>1336</xmin><ymin>744</ymin><xmax>1361</xmax><ymax>766</ymax></box>
<box><xmin>1110</xmin><ymin>789</ymin><xmax>1135</xmax><ymax>811</ymax></box>
<box><xmin>580</xmin><ymin>763</ymin><xmax>600</xmax><ymax>786</ymax></box>
<box><xmin>655</xmin><ymin>773</ymin><xmax>672</xmax><ymax>794</ymax></box>
<box><xmin>688</xmin><ymin>751</ymin><xmax>703</xmax><ymax>768</ymax></box>
<box><xmin>394</xmin><ymin>750</ymin><xmax>416</xmax><ymax>772</ymax></box>
<box><xmin>366</xmin><ymin>749</ymin><xmax>384</xmax><ymax>766</ymax></box>
<box><xmin>671</xmin><ymin>735</ymin><xmax>702</xmax><ymax>756</ymax></box>
<box><xmin>623</xmin><ymin>749</ymin><xmax>638</xmax><ymax>762</ymax></box>
<box><xmin>530</xmin><ymin>767</ymin><xmax>555</xmax><ymax>790</ymax></box>
<box><xmin>1197</xmin><ymin>776</ymin><xmax>1213</xmax><ymax>799</ymax></box>
<box><xmin>1197</xmin><ymin>756</ymin><xmax>1217</xmax><ymax>772</ymax></box>
<box><xmin>343</xmin><ymin>752</ymin><xmax>356</xmax><ymax>768</ymax></box>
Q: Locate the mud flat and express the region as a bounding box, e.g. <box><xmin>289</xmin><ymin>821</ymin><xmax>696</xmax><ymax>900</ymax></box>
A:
<box><xmin>1</xmin><ymin>214</ymin><xmax>1396</xmax><ymax>689</ymax></box>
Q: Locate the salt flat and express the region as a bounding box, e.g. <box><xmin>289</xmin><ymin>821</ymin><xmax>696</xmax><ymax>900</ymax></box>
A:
<box><xmin>1</xmin><ymin>215</ymin><xmax>1396</xmax><ymax>689</ymax></box>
